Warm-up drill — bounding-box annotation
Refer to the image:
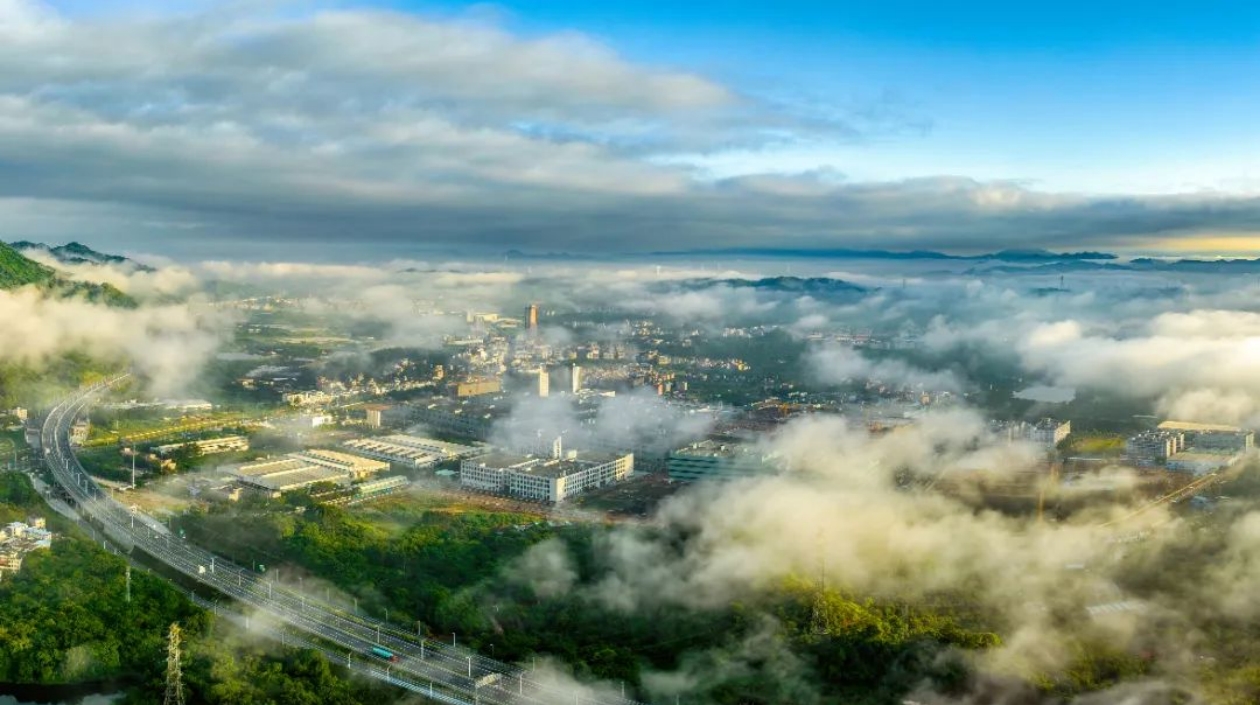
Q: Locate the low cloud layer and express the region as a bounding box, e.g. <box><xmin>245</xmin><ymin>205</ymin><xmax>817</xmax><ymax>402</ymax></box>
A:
<box><xmin>0</xmin><ymin>286</ymin><xmax>229</xmax><ymax>395</ymax></box>
<box><xmin>503</xmin><ymin>405</ymin><xmax>1260</xmax><ymax>702</ymax></box>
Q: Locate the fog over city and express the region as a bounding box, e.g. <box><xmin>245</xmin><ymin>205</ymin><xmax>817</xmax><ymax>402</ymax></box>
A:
<box><xmin>6</xmin><ymin>1</ymin><xmax>1260</xmax><ymax>704</ymax></box>
<box><xmin>5</xmin><ymin>244</ymin><xmax>1260</xmax><ymax>703</ymax></box>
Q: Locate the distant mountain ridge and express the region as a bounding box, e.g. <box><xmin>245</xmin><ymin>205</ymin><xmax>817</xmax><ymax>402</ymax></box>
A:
<box><xmin>650</xmin><ymin>247</ymin><xmax>1119</xmax><ymax>262</ymax></box>
<box><xmin>0</xmin><ymin>242</ymin><xmax>136</xmax><ymax>307</ymax></box>
<box><xmin>11</xmin><ymin>240</ymin><xmax>154</xmax><ymax>272</ymax></box>
<box><xmin>675</xmin><ymin>275</ymin><xmax>868</xmax><ymax>301</ymax></box>
<box><xmin>975</xmin><ymin>256</ymin><xmax>1260</xmax><ymax>276</ymax></box>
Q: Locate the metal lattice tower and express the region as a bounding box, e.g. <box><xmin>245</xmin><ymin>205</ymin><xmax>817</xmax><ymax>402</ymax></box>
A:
<box><xmin>163</xmin><ymin>623</ymin><xmax>185</xmax><ymax>705</ymax></box>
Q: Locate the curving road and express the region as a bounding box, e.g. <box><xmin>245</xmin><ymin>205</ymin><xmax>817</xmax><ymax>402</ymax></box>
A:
<box><xmin>42</xmin><ymin>377</ymin><xmax>649</xmax><ymax>705</ymax></box>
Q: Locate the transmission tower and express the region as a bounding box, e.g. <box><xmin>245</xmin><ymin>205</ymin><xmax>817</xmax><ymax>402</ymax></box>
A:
<box><xmin>163</xmin><ymin>623</ymin><xmax>185</xmax><ymax>705</ymax></box>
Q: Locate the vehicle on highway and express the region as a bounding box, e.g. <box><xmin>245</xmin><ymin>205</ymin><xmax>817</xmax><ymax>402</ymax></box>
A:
<box><xmin>370</xmin><ymin>646</ymin><xmax>399</xmax><ymax>662</ymax></box>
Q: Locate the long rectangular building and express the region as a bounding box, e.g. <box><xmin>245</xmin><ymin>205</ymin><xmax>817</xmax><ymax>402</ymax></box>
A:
<box><xmin>667</xmin><ymin>440</ymin><xmax>776</xmax><ymax>482</ymax></box>
<box><xmin>341</xmin><ymin>435</ymin><xmax>485</xmax><ymax>471</ymax></box>
<box><xmin>459</xmin><ymin>451</ymin><xmax>633</xmax><ymax>503</ymax></box>
<box><xmin>231</xmin><ymin>451</ymin><xmax>389</xmax><ymax>496</ymax></box>
<box><xmin>155</xmin><ymin>435</ymin><xmax>250</xmax><ymax>457</ymax></box>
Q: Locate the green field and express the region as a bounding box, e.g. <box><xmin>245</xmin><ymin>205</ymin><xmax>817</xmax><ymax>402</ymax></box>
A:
<box><xmin>1059</xmin><ymin>432</ymin><xmax>1127</xmax><ymax>457</ymax></box>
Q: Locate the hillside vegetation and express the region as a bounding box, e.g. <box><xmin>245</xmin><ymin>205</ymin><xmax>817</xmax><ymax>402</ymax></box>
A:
<box><xmin>0</xmin><ymin>241</ymin><xmax>135</xmax><ymax>306</ymax></box>
<box><xmin>0</xmin><ymin>473</ymin><xmax>401</xmax><ymax>704</ymax></box>
<box><xmin>0</xmin><ymin>241</ymin><xmax>56</xmax><ymax>288</ymax></box>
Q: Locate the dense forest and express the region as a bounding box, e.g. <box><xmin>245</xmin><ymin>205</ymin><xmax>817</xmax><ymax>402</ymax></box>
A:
<box><xmin>177</xmin><ymin>500</ymin><xmax>1016</xmax><ymax>703</ymax></box>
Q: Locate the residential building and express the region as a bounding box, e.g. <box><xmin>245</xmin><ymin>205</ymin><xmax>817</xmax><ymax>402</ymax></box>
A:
<box><xmin>69</xmin><ymin>416</ymin><xmax>91</xmax><ymax>446</ymax></box>
<box><xmin>0</xmin><ymin>518</ymin><xmax>53</xmax><ymax>580</ymax></box>
<box><xmin>1125</xmin><ymin>430</ymin><xmax>1186</xmax><ymax>466</ymax></box>
<box><xmin>994</xmin><ymin>418</ymin><xmax>1071</xmax><ymax>449</ymax></box>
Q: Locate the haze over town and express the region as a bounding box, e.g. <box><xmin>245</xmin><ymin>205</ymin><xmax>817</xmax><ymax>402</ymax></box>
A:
<box><xmin>5</xmin><ymin>2</ymin><xmax>1260</xmax><ymax>705</ymax></box>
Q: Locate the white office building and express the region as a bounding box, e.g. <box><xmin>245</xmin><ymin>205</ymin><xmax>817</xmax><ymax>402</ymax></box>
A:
<box><xmin>459</xmin><ymin>451</ymin><xmax>633</xmax><ymax>503</ymax></box>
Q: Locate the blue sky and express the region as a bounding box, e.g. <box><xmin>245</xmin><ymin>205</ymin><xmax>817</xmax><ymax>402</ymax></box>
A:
<box><xmin>4</xmin><ymin>0</ymin><xmax>1260</xmax><ymax>257</ymax></box>
<box><xmin>378</xmin><ymin>0</ymin><xmax>1260</xmax><ymax>193</ymax></box>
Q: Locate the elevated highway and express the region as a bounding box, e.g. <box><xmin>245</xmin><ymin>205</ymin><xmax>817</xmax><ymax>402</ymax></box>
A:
<box><xmin>42</xmin><ymin>378</ymin><xmax>647</xmax><ymax>705</ymax></box>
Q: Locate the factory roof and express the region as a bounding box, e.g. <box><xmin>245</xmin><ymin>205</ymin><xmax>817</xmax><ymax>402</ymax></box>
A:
<box><xmin>343</xmin><ymin>438</ymin><xmax>440</xmax><ymax>465</ymax></box>
<box><xmin>671</xmin><ymin>439</ymin><xmax>762</xmax><ymax>459</ymax></box>
<box><xmin>466</xmin><ymin>452</ymin><xmax>538</xmax><ymax>470</ymax></box>
<box><xmin>516</xmin><ymin>459</ymin><xmax>602</xmax><ymax>479</ymax></box>
<box><xmin>239</xmin><ymin>465</ymin><xmax>348</xmax><ymax>491</ymax></box>
<box><xmin>378</xmin><ymin>435</ymin><xmax>480</xmax><ymax>456</ymax></box>
<box><xmin>235</xmin><ymin>458</ymin><xmax>312</xmax><ymax>478</ymax></box>
<box><xmin>1158</xmin><ymin>421</ymin><xmax>1246</xmax><ymax>433</ymax></box>
<box><xmin>292</xmin><ymin>449</ymin><xmax>389</xmax><ymax>473</ymax></box>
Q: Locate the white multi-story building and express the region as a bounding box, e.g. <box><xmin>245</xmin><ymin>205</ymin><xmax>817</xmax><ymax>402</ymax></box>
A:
<box><xmin>994</xmin><ymin>418</ymin><xmax>1071</xmax><ymax>449</ymax></box>
<box><xmin>1157</xmin><ymin>421</ymin><xmax>1254</xmax><ymax>452</ymax></box>
<box><xmin>1028</xmin><ymin>418</ymin><xmax>1072</xmax><ymax>447</ymax></box>
<box><xmin>459</xmin><ymin>453</ymin><xmax>539</xmax><ymax>494</ymax></box>
<box><xmin>459</xmin><ymin>451</ymin><xmax>633</xmax><ymax>503</ymax></box>
<box><xmin>1125</xmin><ymin>430</ymin><xmax>1186</xmax><ymax>466</ymax></box>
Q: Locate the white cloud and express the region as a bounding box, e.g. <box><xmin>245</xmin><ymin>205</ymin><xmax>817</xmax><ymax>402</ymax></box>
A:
<box><xmin>1</xmin><ymin>2</ymin><xmax>1259</xmax><ymax>253</ymax></box>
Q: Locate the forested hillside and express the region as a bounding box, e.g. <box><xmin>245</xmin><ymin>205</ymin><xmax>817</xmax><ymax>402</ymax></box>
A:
<box><xmin>0</xmin><ymin>241</ymin><xmax>135</xmax><ymax>306</ymax></box>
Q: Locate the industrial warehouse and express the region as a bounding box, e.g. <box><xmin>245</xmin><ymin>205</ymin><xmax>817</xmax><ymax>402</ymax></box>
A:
<box><xmin>459</xmin><ymin>449</ymin><xmax>634</xmax><ymax>503</ymax></box>
<box><xmin>667</xmin><ymin>439</ymin><xmax>778</xmax><ymax>482</ymax></box>
<box><xmin>230</xmin><ymin>450</ymin><xmax>389</xmax><ymax>497</ymax></box>
<box><xmin>340</xmin><ymin>434</ymin><xmax>485</xmax><ymax>471</ymax></box>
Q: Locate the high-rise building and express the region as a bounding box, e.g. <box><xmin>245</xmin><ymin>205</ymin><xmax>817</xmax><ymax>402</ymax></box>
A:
<box><xmin>525</xmin><ymin>303</ymin><xmax>539</xmax><ymax>330</ymax></box>
<box><xmin>570</xmin><ymin>364</ymin><xmax>582</xmax><ymax>394</ymax></box>
<box><xmin>536</xmin><ymin>368</ymin><xmax>550</xmax><ymax>397</ymax></box>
